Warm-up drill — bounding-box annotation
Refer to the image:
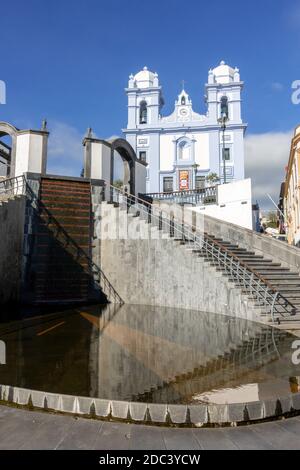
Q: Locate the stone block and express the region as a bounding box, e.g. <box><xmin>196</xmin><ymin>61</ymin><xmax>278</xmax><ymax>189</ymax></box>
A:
<box><xmin>61</xmin><ymin>394</ymin><xmax>77</xmax><ymax>413</ymax></box>
<box><xmin>17</xmin><ymin>388</ymin><xmax>31</xmax><ymax>406</ymax></box>
<box><xmin>148</xmin><ymin>404</ymin><xmax>168</xmax><ymax>423</ymax></box>
<box><xmin>228</xmin><ymin>402</ymin><xmax>246</xmax><ymax>423</ymax></box>
<box><xmin>245</xmin><ymin>401</ymin><xmax>264</xmax><ymax>421</ymax></box>
<box><xmin>292</xmin><ymin>392</ymin><xmax>300</xmax><ymax>411</ymax></box>
<box><xmin>189</xmin><ymin>405</ymin><xmax>208</xmax><ymax>426</ymax></box>
<box><xmin>168</xmin><ymin>405</ymin><xmax>188</xmax><ymax>424</ymax></box>
<box><xmin>31</xmin><ymin>390</ymin><xmax>46</xmax><ymax>408</ymax></box>
<box><xmin>77</xmin><ymin>396</ymin><xmax>94</xmax><ymax>415</ymax></box>
<box><xmin>279</xmin><ymin>395</ymin><xmax>292</xmax><ymax>414</ymax></box>
<box><xmin>94</xmin><ymin>398</ymin><xmax>111</xmax><ymax>418</ymax></box>
<box><xmin>129</xmin><ymin>402</ymin><xmax>148</xmax><ymax>422</ymax></box>
<box><xmin>111</xmin><ymin>400</ymin><xmax>129</xmax><ymax>420</ymax></box>
<box><xmin>208</xmin><ymin>404</ymin><xmax>229</xmax><ymax>424</ymax></box>
<box><xmin>263</xmin><ymin>399</ymin><xmax>277</xmax><ymax>418</ymax></box>
<box><xmin>44</xmin><ymin>392</ymin><xmax>61</xmax><ymax>411</ymax></box>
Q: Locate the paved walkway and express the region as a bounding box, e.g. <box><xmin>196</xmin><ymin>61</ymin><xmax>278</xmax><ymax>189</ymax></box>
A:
<box><xmin>0</xmin><ymin>405</ymin><xmax>300</xmax><ymax>450</ymax></box>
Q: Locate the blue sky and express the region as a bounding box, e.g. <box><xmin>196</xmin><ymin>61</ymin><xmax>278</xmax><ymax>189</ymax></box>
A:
<box><xmin>1</xmin><ymin>0</ymin><xmax>300</xmax><ymax>207</ymax></box>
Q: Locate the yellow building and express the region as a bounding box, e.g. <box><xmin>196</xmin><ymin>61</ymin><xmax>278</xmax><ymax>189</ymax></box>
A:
<box><xmin>284</xmin><ymin>125</ymin><xmax>300</xmax><ymax>246</ymax></box>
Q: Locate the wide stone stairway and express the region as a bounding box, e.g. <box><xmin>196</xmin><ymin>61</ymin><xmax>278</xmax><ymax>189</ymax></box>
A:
<box><xmin>106</xmin><ymin>186</ymin><xmax>300</xmax><ymax>326</ymax></box>
<box><xmin>195</xmin><ymin>234</ymin><xmax>300</xmax><ymax>324</ymax></box>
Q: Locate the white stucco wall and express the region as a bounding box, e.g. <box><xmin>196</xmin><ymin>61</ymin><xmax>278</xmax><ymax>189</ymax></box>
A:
<box><xmin>15</xmin><ymin>134</ymin><xmax>30</xmax><ymax>177</ymax></box>
<box><xmin>190</xmin><ymin>178</ymin><xmax>253</xmax><ymax>230</ymax></box>
<box><xmin>194</xmin><ymin>132</ymin><xmax>209</xmax><ymax>169</ymax></box>
<box><xmin>15</xmin><ymin>133</ymin><xmax>44</xmax><ymax>176</ymax></box>
<box><xmin>159</xmin><ymin>134</ymin><xmax>174</xmax><ymax>171</ymax></box>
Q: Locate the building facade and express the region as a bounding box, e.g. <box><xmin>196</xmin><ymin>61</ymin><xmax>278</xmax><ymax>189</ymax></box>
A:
<box><xmin>284</xmin><ymin>125</ymin><xmax>300</xmax><ymax>246</ymax></box>
<box><xmin>123</xmin><ymin>61</ymin><xmax>247</xmax><ymax>194</ymax></box>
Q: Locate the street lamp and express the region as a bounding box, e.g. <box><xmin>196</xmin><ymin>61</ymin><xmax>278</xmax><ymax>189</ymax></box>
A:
<box><xmin>192</xmin><ymin>163</ymin><xmax>199</xmax><ymax>190</ymax></box>
<box><xmin>218</xmin><ymin>113</ymin><xmax>229</xmax><ymax>184</ymax></box>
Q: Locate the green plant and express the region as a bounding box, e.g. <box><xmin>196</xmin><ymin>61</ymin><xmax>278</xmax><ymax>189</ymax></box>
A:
<box><xmin>205</xmin><ymin>172</ymin><xmax>220</xmax><ymax>184</ymax></box>
<box><xmin>113</xmin><ymin>179</ymin><xmax>123</xmax><ymax>189</ymax></box>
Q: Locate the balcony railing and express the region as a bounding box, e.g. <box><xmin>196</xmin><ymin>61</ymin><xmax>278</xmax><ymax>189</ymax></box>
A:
<box><xmin>141</xmin><ymin>185</ymin><xmax>217</xmax><ymax>205</ymax></box>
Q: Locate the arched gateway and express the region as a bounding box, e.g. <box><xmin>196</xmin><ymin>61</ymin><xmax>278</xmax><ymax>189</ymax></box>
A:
<box><xmin>83</xmin><ymin>135</ymin><xmax>147</xmax><ymax>196</ymax></box>
<box><xmin>0</xmin><ymin>121</ymin><xmax>18</xmax><ymax>177</ymax></box>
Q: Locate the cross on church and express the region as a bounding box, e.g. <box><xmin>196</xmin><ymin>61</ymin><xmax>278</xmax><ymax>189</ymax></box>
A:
<box><xmin>181</xmin><ymin>80</ymin><xmax>185</xmax><ymax>90</ymax></box>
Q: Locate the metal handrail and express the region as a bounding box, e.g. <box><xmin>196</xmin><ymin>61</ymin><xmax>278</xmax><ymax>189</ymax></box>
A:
<box><xmin>141</xmin><ymin>185</ymin><xmax>217</xmax><ymax>205</ymax></box>
<box><xmin>0</xmin><ymin>174</ymin><xmax>26</xmax><ymax>197</ymax></box>
<box><xmin>109</xmin><ymin>184</ymin><xmax>296</xmax><ymax>320</ymax></box>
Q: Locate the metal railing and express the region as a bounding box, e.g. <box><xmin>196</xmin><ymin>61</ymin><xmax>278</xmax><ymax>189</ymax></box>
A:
<box><xmin>109</xmin><ymin>184</ymin><xmax>296</xmax><ymax>322</ymax></box>
<box><xmin>0</xmin><ymin>174</ymin><xmax>26</xmax><ymax>198</ymax></box>
<box><xmin>141</xmin><ymin>185</ymin><xmax>217</xmax><ymax>206</ymax></box>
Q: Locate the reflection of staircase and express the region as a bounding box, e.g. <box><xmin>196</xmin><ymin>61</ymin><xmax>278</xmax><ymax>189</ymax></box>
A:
<box><xmin>131</xmin><ymin>327</ymin><xmax>291</xmax><ymax>404</ymax></box>
<box><xmin>30</xmin><ymin>178</ymin><xmax>97</xmax><ymax>303</ymax></box>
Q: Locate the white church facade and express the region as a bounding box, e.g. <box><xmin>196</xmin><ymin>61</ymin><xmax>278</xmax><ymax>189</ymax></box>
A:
<box><xmin>123</xmin><ymin>61</ymin><xmax>247</xmax><ymax>194</ymax></box>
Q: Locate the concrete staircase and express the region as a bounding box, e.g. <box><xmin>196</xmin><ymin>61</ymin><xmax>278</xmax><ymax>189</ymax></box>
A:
<box><xmin>29</xmin><ymin>177</ymin><xmax>104</xmax><ymax>304</ymax></box>
<box><xmin>105</xmin><ymin>189</ymin><xmax>300</xmax><ymax>326</ymax></box>
<box><xmin>192</xmin><ymin>234</ymin><xmax>300</xmax><ymax>325</ymax></box>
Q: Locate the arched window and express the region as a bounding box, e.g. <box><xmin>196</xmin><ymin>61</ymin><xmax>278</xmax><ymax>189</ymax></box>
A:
<box><xmin>139</xmin><ymin>101</ymin><xmax>148</xmax><ymax>124</ymax></box>
<box><xmin>181</xmin><ymin>96</ymin><xmax>186</xmax><ymax>105</ymax></box>
<box><xmin>178</xmin><ymin>139</ymin><xmax>191</xmax><ymax>160</ymax></box>
<box><xmin>220</xmin><ymin>96</ymin><xmax>229</xmax><ymax>118</ymax></box>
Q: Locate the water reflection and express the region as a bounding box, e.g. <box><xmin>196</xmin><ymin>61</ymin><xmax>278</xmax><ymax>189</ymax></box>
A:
<box><xmin>0</xmin><ymin>304</ymin><xmax>299</xmax><ymax>404</ymax></box>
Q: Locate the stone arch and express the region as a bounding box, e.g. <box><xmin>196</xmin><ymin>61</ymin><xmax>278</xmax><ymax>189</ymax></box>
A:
<box><xmin>110</xmin><ymin>138</ymin><xmax>138</xmax><ymax>195</ymax></box>
<box><xmin>0</xmin><ymin>121</ymin><xmax>18</xmax><ymax>177</ymax></box>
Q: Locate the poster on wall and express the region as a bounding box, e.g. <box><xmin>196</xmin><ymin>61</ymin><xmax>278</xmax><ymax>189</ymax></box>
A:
<box><xmin>179</xmin><ymin>170</ymin><xmax>189</xmax><ymax>190</ymax></box>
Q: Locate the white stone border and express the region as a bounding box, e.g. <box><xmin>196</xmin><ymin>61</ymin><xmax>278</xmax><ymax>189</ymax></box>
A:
<box><xmin>1</xmin><ymin>384</ymin><xmax>300</xmax><ymax>426</ymax></box>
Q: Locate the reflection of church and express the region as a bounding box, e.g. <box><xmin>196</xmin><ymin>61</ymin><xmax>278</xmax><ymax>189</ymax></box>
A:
<box><xmin>123</xmin><ymin>61</ymin><xmax>247</xmax><ymax>194</ymax></box>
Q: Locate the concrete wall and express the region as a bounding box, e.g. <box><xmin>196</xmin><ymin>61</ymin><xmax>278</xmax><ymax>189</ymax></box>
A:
<box><xmin>0</xmin><ymin>195</ymin><xmax>26</xmax><ymax>304</ymax></box>
<box><xmin>190</xmin><ymin>179</ymin><xmax>253</xmax><ymax>230</ymax></box>
<box><xmin>96</xmin><ymin>202</ymin><xmax>261</xmax><ymax>321</ymax></box>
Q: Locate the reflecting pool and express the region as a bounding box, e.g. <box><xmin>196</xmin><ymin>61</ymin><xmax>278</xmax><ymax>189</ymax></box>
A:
<box><xmin>0</xmin><ymin>304</ymin><xmax>299</xmax><ymax>404</ymax></box>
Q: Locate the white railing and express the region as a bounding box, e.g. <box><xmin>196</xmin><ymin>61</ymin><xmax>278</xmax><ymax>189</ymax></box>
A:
<box><xmin>0</xmin><ymin>174</ymin><xmax>26</xmax><ymax>198</ymax></box>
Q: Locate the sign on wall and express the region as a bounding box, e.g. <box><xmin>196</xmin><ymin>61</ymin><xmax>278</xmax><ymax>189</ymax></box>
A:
<box><xmin>179</xmin><ymin>170</ymin><xmax>189</xmax><ymax>190</ymax></box>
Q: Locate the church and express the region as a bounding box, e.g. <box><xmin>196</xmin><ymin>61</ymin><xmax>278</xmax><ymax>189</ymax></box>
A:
<box><xmin>123</xmin><ymin>61</ymin><xmax>247</xmax><ymax>194</ymax></box>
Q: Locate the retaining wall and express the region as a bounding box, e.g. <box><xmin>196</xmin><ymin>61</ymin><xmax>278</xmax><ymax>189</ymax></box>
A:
<box><xmin>96</xmin><ymin>203</ymin><xmax>261</xmax><ymax>321</ymax></box>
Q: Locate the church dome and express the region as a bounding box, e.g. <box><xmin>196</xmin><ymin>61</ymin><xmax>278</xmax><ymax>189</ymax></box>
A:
<box><xmin>212</xmin><ymin>60</ymin><xmax>236</xmax><ymax>84</ymax></box>
<box><xmin>134</xmin><ymin>66</ymin><xmax>157</xmax><ymax>88</ymax></box>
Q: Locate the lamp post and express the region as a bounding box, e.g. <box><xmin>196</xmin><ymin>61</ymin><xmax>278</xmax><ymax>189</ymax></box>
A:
<box><xmin>192</xmin><ymin>163</ymin><xmax>199</xmax><ymax>190</ymax></box>
<box><xmin>218</xmin><ymin>113</ymin><xmax>229</xmax><ymax>184</ymax></box>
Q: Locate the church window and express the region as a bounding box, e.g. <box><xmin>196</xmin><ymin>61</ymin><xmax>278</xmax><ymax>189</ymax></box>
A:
<box><xmin>195</xmin><ymin>176</ymin><xmax>205</xmax><ymax>190</ymax></box>
<box><xmin>223</xmin><ymin>148</ymin><xmax>230</xmax><ymax>161</ymax></box>
<box><xmin>181</xmin><ymin>96</ymin><xmax>186</xmax><ymax>105</ymax></box>
<box><xmin>178</xmin><ymin>140</ymin><xmax>191</xmax><ymax>161</ymax></box>
<box><xmin>220</xmin><ymin>96</ymin><xmax>229</xmax><ymax>118</ymax></box>
<box><xmin>139</xmin><ymin>151</ymin><xmax>147</xmax><ymax>162</ymax></box>
<box><xmin>139</xmin><ymin>101</ymin><xmax>148</xmax><ymax>124</ymax></box>
<box><xmin>163</xmin><ymin>177</ymin><xmax>173</xmax><ymax>193</ymax></box>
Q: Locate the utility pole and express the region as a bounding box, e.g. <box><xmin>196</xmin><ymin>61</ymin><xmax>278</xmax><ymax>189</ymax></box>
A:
<box><xmin>218</xmin><ymin>113</ymin><xmax>229</xmax><ymax>184</ymax></box>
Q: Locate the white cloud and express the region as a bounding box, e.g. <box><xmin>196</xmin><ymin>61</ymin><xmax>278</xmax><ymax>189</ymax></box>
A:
<box><xmin>245</xmin><ymin>130</ymin><xmax>292</xmax><ymax>209</ymax></box>
<box><xmin>271</xmin><ymin>82</ymin><xmax>284</xmax><ymax>92</ymax></box>
<box><xmin>47</xmin><ymin>121</ymin><xmax>84</xmax><ymax>177</ymax></box>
